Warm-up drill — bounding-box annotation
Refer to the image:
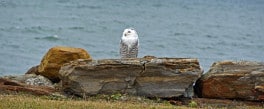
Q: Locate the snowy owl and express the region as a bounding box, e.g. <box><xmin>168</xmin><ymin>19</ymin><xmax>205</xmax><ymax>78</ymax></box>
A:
<box><xmin>120</xmin><ymin>28</ymin><xmax>139</xmax><ymax>58</ymax></box>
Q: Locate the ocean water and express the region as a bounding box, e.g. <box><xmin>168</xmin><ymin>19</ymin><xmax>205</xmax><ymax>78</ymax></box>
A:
<box><xmin>0</xmin><ymin>0</ymin><xmax>263</xmax><ymax>75</ymax></box>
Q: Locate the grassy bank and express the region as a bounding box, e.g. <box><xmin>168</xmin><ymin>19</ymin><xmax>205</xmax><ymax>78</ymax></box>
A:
<box><xmin>0</xmin><ymin>93</ymin><xmax>263</xmax><ymax>109</ymax></box>
<box><xmin>0</xmin><ymin>94</ymin><xmax>181</xmax><ymax>109</ymax></box>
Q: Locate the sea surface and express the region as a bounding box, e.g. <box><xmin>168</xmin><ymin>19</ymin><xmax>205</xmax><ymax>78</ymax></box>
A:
<box><xmin>0</xmin><ymin>0</ymin><xmax>263</xmax><ymax>75</ymax></box>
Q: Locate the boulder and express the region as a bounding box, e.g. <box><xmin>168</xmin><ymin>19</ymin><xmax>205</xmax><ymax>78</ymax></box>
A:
<box><xmin>37</xmin><ymin>46</ymin><xmax>91</xmax><ymax>82</ymax></box>
<box><xmin>59</xmin><ymin>57</ymin><xmax>203</xmax><ymax>98</ymax></box>
<box><xmin>195</xmin><ymin>60</ymin><xmax>264</xmax><ymax>101</ymax></box>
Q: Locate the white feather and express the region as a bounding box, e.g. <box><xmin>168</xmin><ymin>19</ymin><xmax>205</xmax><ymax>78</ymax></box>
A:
<box><xmin>120</xmin><ymin>28</ymin><xmax>139</xmax><ymax>58</ymax></box>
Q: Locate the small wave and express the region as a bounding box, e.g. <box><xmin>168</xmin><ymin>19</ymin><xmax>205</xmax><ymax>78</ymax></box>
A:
<box><xmin>34</xmin><ymin>35</ymin><xmax>60</xmax><ymax>41</ymax></box>
<box><xmin>153</xmin><ymin>3</ymin><xmax>162</xmax><ymax>8</ymax></box>
<box><xmin>68</xmin><ymin>27</ymin><xmax>85</xmax><ymax>30</ymax></box>
<box><xmin>1</xmin><ymin>43</ymin><xmax>20</xmax><ymax>49</ymax></box>
<box><xmin>174</xmin><ymin>32</ymin><xmax>187</xmax><ymax>36</ymax></box>
<box><xmin>155</xmin><ymin>44</ymin><xmax>166</xmax><ymax>48</ymax></box>
<box><xmin>79</xmin><ymin>5</ymin><xmax>102</xmax><ymax>9</ymax></box>
<box><xmin>205</xmin><ymin>34</ymin><xmax>217</xmax><ymax>38</ymax></box>
<box><xmin>23</xmin><ymin>26</ymin><xmax>42</xmax><ymax>34</ymax></box>
<box><xmin>8</xmin><ymin>44</ymin><xmax>20</xmax><ymax>49</ymax></box>
<box><xmin>0</xmin><ymin>1</ymin><xmax>16</xmax><ymax>8</ymax></box>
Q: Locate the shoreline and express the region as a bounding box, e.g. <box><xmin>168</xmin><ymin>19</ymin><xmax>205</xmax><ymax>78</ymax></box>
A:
<box><xmin>0</xmin><ymin>46</ymin><xmax>263</xmax><ymax>108</ymax></box>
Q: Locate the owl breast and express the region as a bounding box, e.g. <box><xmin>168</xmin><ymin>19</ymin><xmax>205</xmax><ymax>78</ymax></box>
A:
<box><xmin>122</xmin><ymin>37</ymin><xmax>138</xmax><ymax>48</ymax></box>
<box><xmin>120</xmin><ymin>37</ymin><xmax>139</xmax><ymax>58</ymax></box>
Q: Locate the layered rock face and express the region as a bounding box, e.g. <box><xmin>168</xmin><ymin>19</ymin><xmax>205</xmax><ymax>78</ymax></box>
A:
<box><xmin>59</xmin><ymin>58</ymin><xmax>203</xmax><ymax>98</ymax></box>
<box><xmin>37</xmin><ymin>46</ymin><xmax>91</xmax><ymax>82</ymax></box>
<box><xmin>0</xmin><ymin>78</ymin><xmax>55</xmax><ymax>95</ymax></box>
<box><xmin>195</xmin><ymin>61</ymin><xmax>264</xmax><ymax>101</ymax></box>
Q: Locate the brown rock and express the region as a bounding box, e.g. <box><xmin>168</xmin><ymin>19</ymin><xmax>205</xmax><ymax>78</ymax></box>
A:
<box><xmin>25</xmin><ymin>65</ymin><xmax>39</xmax><ymax>74</ymax></box>
<box><xmin>0</xmin><ymin>78</ymin><xmax>55</xmax><ymax>95</ymax></box>
<box><xmin>37</xmin><ymin>46</ymin><xmax>91</xmax><ymax>82</ymax></box>
<box><xmin>195</xmin><ymin>60</ymin><xmax>264</xmax><ymax>101</ymax></box>
<box><xmin>59</xmin><ymin>57</ymin><xmax>203</xmax><ymax>98</ymax></box>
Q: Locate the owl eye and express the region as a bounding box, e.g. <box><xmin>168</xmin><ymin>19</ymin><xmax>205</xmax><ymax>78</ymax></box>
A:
<box><xmin>127</xmin><ymin>31</ymin><xmax>131</xmax><ymax>33</ymax></box>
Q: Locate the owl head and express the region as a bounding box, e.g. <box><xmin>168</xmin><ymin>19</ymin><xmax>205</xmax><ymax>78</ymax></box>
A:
<box><xmin>122</xmin><ymin>28</ymin><xmax>138</xmax><ymax>38</ymax></box>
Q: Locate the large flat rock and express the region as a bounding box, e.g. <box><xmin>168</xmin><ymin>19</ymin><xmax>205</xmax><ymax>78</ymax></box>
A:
<box><xmin>59</xmin><ymin>57</ymin><xmax>203</xmax><ymax>98</ymax></box>
<box><xmin>195</xmin><ymin>61</ymin><xmax>264</xmax><ymax>101</ymax></box>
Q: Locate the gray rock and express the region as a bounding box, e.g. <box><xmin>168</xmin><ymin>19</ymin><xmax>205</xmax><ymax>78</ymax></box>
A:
<box><xmin>59</xmin><ymin>58</ymin><xmax>203</xmax><ymax>98</ymax></box>
<box><xmin>25</xmin><ymin>75</ymin><xmax>54</xmax><ymax>88</ymax></box>
<box><xmin>3</xmin><ymin>74</ymin><xmax>54</xmax><ymax>88</ymax></box>
<box><xmin>194</xmin><ymin>60</ymin><xmax>264</xmax><ymax>101</ymax></box>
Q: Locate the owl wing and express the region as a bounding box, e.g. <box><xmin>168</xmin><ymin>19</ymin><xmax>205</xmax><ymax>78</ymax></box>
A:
<box><xmin>120</xmin><ymin>40</ymin><xmax>128</xmax><ymax>58</ymax></box>
<box><xmin>128</xmin><ymin>40</ymin><xmax>139</xmax><ymax>58</ymax></box>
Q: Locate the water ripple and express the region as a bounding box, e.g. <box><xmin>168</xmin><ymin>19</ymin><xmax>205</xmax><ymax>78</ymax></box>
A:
<box><xmin>34</xmin><ymin>35</ymin><xmax>60</xmax><ymax>41</ymax></box>
<box><xmin>68</xmin><ymin>26</ymin><xmax>85</xmax><ymax>30</ymax></box>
